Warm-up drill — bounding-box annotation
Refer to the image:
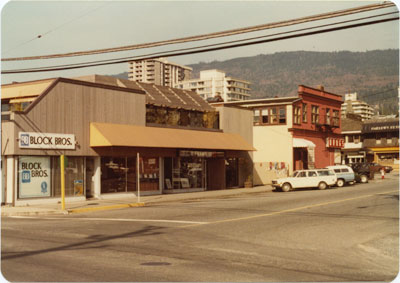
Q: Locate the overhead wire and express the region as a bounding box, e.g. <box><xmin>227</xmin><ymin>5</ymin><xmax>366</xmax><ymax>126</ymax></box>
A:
<box><xmin>3</xmin><ymin>3</ymin><xmax>109</xmax><ymax>56</ymax></box>
<box><xmin>2</xmin><ymin>16</ymin><xmax>398</xmax><ymax>74</ymax></box>
<box><xmin>3</xmin><ymin>11</ymin><xmax>398</xmax><ymax>72</ymax></box>
<box><xmin>1</xmin><ymin>1</ymin><xmax>396</xmax><ymax>62</ymax></box>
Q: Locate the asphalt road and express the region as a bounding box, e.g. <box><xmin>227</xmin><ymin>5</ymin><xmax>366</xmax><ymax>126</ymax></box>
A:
<box><xmin>2</xmin><ymin>177</ymin><xmax>399</xmax><ymax>282</ymax></box>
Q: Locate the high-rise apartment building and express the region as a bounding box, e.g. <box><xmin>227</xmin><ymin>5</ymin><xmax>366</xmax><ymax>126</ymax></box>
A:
<box><xmin>128</xmin><ymin>58</ymin><xmax>192</xmax><ymax>87</ymax></box>
<box><xmin>341</xmin><ymin>92</ymin><xmax>374</xmax><ymax>121</ymax></box>
<box><xmin>177</xmin><ymin>69</ymin><xmax>251</xmax><ymax>102</ymax></box>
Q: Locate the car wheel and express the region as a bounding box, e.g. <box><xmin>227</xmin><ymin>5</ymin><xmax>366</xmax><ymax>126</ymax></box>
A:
<box><xmin>318</xmin><ymin>182</ymin><xmax>327</xmax><ymax>190</ymax></box>
<box><xmin>281</xmin><ymin>183</ymin><xmax>291</xmax><ymax>192</ymax></box>
<box><xmin>360</xmin><ymin>174</ymin><xmax>368</xmax><ymax>183</ymax></box>
<box><xmin>336</xmin><ymin>179</ymin><xmax>345</xmax><ymax>187</ymax></box>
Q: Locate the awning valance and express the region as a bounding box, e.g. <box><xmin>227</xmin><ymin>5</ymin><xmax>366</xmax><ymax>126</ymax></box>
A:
<box><xmin>90</xmin><ymin>122</ymin><xmax>255</xmax><ymax>151</ymax></box>
<box><xmin>293</xmin><ymin>138</ymin><xmax>316</xmax><ymax>148</ymax></box>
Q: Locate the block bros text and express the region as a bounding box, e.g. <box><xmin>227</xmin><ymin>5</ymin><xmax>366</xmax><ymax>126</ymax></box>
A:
<box><xmin>29</xmin><ymin>136</ymin><xmax>72</xmax><ymax>146</ymax></box>
<box><xmin>21</xmin><ymin>162</ymin><xmax>48</xmax><ymax>177</ymax></box>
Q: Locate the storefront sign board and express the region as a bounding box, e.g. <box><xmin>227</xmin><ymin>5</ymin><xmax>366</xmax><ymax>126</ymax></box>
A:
<box><xmin>19</xmin><ymin>132</ymin><xmax>75</xmax><ymax>150</ymax></box>
<box><xmin>363</xmin><ymin>121</ymin><xmax>399</xmax><ymax>133</ymax></box>
<box><xmin>19</xmin><ymin>156</ymin><xmax>51</xmax><ymax>198</ymax></box>
<box><xmin>179</xmin><ymin>150</ymin><xmax>224</xmax><ymax>158</ymax></box>
<box><xmin>326</xmin><ymin>137</ymin><xmax>345</xmax><ymax>148</ymax></box>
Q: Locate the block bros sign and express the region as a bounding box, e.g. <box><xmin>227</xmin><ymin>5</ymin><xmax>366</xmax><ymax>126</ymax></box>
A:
<box><xmin>19</xmin><ymin>156</ymin><xmax>51</xmax><ymax>198</ymax></box>
<box><xmin>19</xmin><ymin>132</ymin><xmax>75</xmax><ymax>150</ymax></box>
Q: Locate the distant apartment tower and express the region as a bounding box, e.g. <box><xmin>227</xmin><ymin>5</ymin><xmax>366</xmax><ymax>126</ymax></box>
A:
<box><xmin>341</xmin><ymin>92</ymin><xmax>374</xmax><ymax>121</ymax></box>
<box><xmin>128</xmin><ymin>58</ymin><xmax>192</xmax><ymax>87</ymax></box>
<box><xmin>177</xmin><ymin>69</ymin><xmax>251</xmax><ymax>102</ymax></box>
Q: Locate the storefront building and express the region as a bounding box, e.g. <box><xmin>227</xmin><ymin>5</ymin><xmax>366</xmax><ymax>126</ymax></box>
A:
<box><xmin>291</xmin><ymin>85</ymin><xmax>344</xmax><ymax>169</ymax></box>
<box><xmin>212</xmin><ymin>85</ymin><xmax>344</xmax><ymax>185</ymax></box>
<box><xmin>362</xmin><ymin>117</ymin><xmax>399</xmax><ymax>166</ymax></box>
<box><xmin>1</xmin><ymin>75</ymin><xmax>254</xmax><ymax>206</ymax></box>
<box><xmin>341</xmin><ymin>113</ymin><xmax>367</xmax><ymax>164</ymax></box>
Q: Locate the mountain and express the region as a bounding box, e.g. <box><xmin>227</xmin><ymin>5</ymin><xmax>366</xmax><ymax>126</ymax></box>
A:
<box><xmin>112</xmin><ymin>49</ymin><xmax>399</xmax><ymax>115</ymax></box>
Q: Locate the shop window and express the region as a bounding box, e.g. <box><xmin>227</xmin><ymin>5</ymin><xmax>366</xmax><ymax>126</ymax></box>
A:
<box><xmin>279</xmin><ymin>108</ymin><xmax>286</xmax><ymax>124</ymax></box>
<box><xmin>253</xmin><ymin>109</ymin><xmax>260</xmax><ymax>125</ymax></box>
<box><xmin>261</xmin><ymin>109</ymin><xmax>269</xmax><ymax>124</ymax></box>
<box><xmin>325</xmin><ymin>108</ymin><xmax>331</xmax><ymax>125</ymax></box>
<box><xmin>311</xmin><ymin>105</ymin><xmax>319</xmax><ymax>124</ymax></box>
<box><xmin>376</xmin><ymin>133</ymin><xmax>382</xmax><ymax>144</ymax></box>
<box><xmin>1</xmin><ymin>103</ymin><xmax>10</xmax><ymax>112</ymax></box>
<box><xmin>101</xmin><ymin>157</ymin><xmax>127</xmax><ymax>194</ymax></box>
<box><xmin>189</xmin><ymin>111</ymin><xmax>204</xmax><ymax>128</ymax></box>
<box><xmin>255</xmin><ymin>107</ymin><xmax>286</xmax><ymax>125</ymax></box>
<box><xmin>155</xmin><ymin>108</ymin><xmax>167</xmax><ymax>124</ymax></box>
<box><xmin>166</xmin><ymin>108</ymin><xmax>180</xmax><ymax>126</ymax></box>
<box><xmin>332</xmin><ymin>110</ymin><xmax>340</xmax><ymax>126</ymax></box>
<box><xmin>293</xmin><ymin>106</ymin><xmax>301</xmax><ymax>124</ymax></box>
<box><xmin>18</xmin><ymin>156</ymin><xmax>51</xmax><ymax>199</ymax></box>
<box><xmin>169</xmin><ymin>157</ymin><xmax>204</xmax><ymax>189</ymax></box>
<box><xmin>139</xmin><ymin>157</ymin><xmax>160</xmax><ymax>191</ymax></box>
<box><xmin>387</xmin><ymin>132</ymin><xmax>393</xmax><ymax>144</ymax></box>
<box><xmin>146</xmin><ymin>106</ymin><xmax>157</xmax><ymax>124</ymax></box>
<box><xmin>50</xmin><ymin>156</ymin><xmax>85</xmax><ymax>197</ymax></box>
<box><xmin>302</xmin><ymin>103</ymin><xmax>307</xmax><ymax>123</ymax></box>
<box><xmin>126</xmin><ymin>158</ymin><xmax>137</xmax><ymax>192</ymax></box>
<box><xmin>270</xmin><ymin>108</ymin><xmax>278</xmax><ymax>124</ymax></box>
<box><xmin>179</xmin><ymin>110</ymin><xmax>190</xmax><ymax>126</ymax></box>
<box><xmin>348</xmin><ymin>135</ymin><xmax>354</xmax><ymax>143</ymax></box>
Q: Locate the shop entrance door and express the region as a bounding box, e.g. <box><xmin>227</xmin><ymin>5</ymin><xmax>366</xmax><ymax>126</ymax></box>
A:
<box><xmin>207</xmin><ymin>158</ymin><xmax>225</xmax><ymax>190</ymax></box>
<box><xmin>294</xmin><ymin>148</ymin><xmax>308</xmax><ymax>170</ymax></box>
<box><xmin>226</xmin><ymin>158</ymin><xmax>239</xmax><ymax>188</ymax></box>
<box><xmin>85</xmin><ymin>157</ymin><xmax>95</xmax><ymax>198</ymax></box>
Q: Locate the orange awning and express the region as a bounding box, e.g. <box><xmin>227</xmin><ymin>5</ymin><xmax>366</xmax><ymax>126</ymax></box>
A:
<box><xmin>90</xmin><ymin>122</ymin><xmax>255</xmax><ymax>151</ymax></box>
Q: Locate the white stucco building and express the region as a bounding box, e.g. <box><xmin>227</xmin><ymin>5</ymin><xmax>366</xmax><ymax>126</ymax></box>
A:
<box><xmin>128</xmin><ymin>58</ymin><xmax>192</xmax><ymax>87</ymax></box>
<box><xmin>177</xmin><ymin>69</ymin><xmax>251</xmax><ymax>102</ymax></box>
<box><xmin>341</xmin><ymin>92</ymin><xmax>374</xmax><ymax>121</ymax></box>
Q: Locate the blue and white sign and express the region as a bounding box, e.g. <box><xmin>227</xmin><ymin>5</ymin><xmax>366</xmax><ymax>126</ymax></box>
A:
<box><xmin>18</xmin><ymin>132</ymin><xmax>75</xmax><ymax>150</ymax></box>
<box><xmin>19</xmin><ymin>156</ymin><xmax>51</xmax><ymax>198</ymax></box>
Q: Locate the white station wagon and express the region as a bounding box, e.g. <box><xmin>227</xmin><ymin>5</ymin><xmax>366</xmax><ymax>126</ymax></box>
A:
<box><xmin>272</xmin><ymin>169</ymin><xmax>337</xmax><ymax>192</ymax></box>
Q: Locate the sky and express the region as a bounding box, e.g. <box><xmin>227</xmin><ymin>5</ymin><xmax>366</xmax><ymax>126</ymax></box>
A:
<box><xmin>0</xmin><ymin>0</ymin><xmax>399</xmax><ymax>84</ymax></box>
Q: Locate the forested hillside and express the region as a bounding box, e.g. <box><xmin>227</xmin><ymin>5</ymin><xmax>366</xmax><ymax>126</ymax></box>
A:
<box><xmin>189</xmin><ymin>50</ymin><xmax>399</xmax><ymax>115</ymax></box>
<box><xmin>113</xmin><ymin>49</ymin><xmax>399</xmax><ymax>115</ymax></box>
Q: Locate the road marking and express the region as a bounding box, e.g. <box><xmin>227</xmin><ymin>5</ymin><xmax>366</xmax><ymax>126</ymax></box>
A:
<box><xmin>182</xmin><ymin>189</ymin><xmax>399</xmax><ymax>228</ymax></box>
<box><xmin>9</xmin><ymin>216</ymin><xmax>209</xmax><ymax>225</ymax></box>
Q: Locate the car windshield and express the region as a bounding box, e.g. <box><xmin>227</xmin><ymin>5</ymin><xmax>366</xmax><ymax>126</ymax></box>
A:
<box><xmin>291</xmin><ymin>171</ymin><xmax>299</xmax><ymax>177</ymax></box>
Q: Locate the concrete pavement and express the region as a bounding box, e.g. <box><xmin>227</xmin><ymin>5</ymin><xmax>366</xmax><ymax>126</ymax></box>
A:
<box><xmin>2</xmin><ymin>171</ymin><xmax>398</xmax><ymax>217</ymax></box>
<box><xmin>1</xmin><ymin>185</ymin><xmax>274</xmax><ymax>217</ymax></box>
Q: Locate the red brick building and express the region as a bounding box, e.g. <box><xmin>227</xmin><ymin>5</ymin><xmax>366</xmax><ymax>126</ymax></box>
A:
<box><xmin>291</xmin><ymin>85</ymin><xmax>344</xmax><ymax>170</ymax></box>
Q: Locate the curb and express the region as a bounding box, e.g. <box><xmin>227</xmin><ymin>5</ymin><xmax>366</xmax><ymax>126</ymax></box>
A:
<box><xmin>1</xmin><ymin>210</ymin><xmax>68</xmax><ymax>217</ymax></box>
<box><xmin>67</xmin><ymin>202</ymin><xmax>145</xmax><ymax>214</ymax></box>
<box><xmin>143</xmin><ymin>187</ymin><xmax>274</xmax><ymax>205</ymax></box>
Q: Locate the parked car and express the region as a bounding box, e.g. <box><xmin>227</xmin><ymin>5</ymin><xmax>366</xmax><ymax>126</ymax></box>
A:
<box><xmin>362</xmin><ymin>162</ymin><xmax>393</xmax><ymax>173</ymax></box>
<box><xmin>382</xmin><ymin>165</ymin><xmax>393</xmax><ymax>173</ymax></box>
<box><xmin>272</xmin><ymin>169</ymin><xmax>337</xmax><ymax>192</ymax></box>
<box><xmin>325</xmin><ymin>165</ymin><xmax>355</xmax><ymax>187</ymax></box>
<box><xmin>348</xmin><ymin>163</ymin><xmax>372</xmax><ymax>183</ymax></box>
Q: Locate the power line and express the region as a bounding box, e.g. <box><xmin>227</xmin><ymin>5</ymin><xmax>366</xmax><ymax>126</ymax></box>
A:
<box><xmin>362</xmin><ymin>88</ymin><xmax>398</xmax><ymax>99</ymax></box>
<box><xmin>2</xmin><ymin>16</ymin><xmax>398</xmax><ymax>74</ymax></box>
<box><xmin>3</xmin><ymin>11</ymin><xmax>397</xmax><ymax>73</ymax></box>
<box><xmin>2</xmin><ymin>2</ymin><xmax>395</xmax><ymax>62</ymax></box>
<box><xmin>3</xmin><ymin>3</ymin><xmax>109</xmax><ymax>55</ymax></box>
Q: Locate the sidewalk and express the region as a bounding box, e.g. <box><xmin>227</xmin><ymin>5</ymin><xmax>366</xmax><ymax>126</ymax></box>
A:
<box><xmin>2</xmin><ymin>172</ymin><xmax>398</xmax><ymax>217</ymax></box>
<box><xmin>1</xmin><ymin>185</ymin><xmax>274</xmax><ymax>217</ymax></box>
